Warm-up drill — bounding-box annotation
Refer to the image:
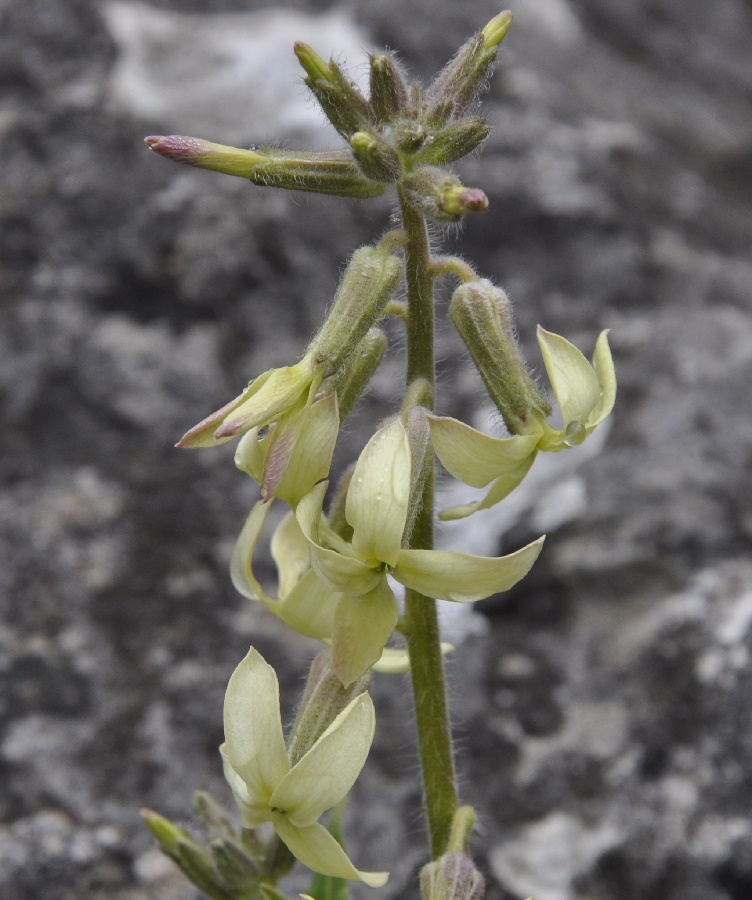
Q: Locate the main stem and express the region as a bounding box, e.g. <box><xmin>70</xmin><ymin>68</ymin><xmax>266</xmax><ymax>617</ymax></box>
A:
<box><xmin>399</xmin><ymin>186</ymin><xmax>458</xmax><ymax>857</ymax></box>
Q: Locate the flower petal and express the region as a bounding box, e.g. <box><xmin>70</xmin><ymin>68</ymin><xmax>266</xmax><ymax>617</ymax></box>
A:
<box><xmin>438</xmin><ymin>450</ymin><xmax>538</xmax><ymax>521</ymax></box>
<box><xmin>271</xmin><ymin>693</ymin><xmax>375</xmax><ymax>825</ymax></box>
<box><xmin>330</xmin><ymin>579</ymin><xmax>399</xmax><ymax>686</ymax></box>
<box><xmin>272</xmin><ymin>817</ymin><xmax>388</xmax><ymax>887</ymax></box>
<box><xmin>271</xmin><ymin>511</ymin><xmax>315</xmax><ymax>600</ymax></box>
<box><xmin>223</xmin><ymin>648</ymin><xmax>290</xmax><ymax>807</ymax></box>
<box><xmin>537</xmin><ymin>327</ymin><xmax>601</xmax><ymax>427</ymax></box>
<box><xmin>297</xmin><ymin>483</ymin><xmax>383</xmax><ymax>595</ymax></box>
<box><xmin>372</xmin><ymin>643</ymin><xmax>454</xmax><ymax>675</ymax></box>
<box><xmin>230</xmin><ymin>501</ymin><xmax>276</xmax><ymax>607</ymax></box>
<box><xmin>346</xmin><ymin>419</ymin><xmax>410</xmax><ymax>568</ymax></box>
<box><xmin>220</xmin><ymin>743</ymin><xmax>269</xmax><ymax>827</ymax></box>
<box><xmin>586</xmin><ymin>329</ymin><xmax>616</xmax><ymax>428</ymax></box>
<box><xmin>276</xmin><ymin>569</ymin><xmax>340</xmax><ymax>640</ymax></box>
<box><xmin>215</xmin><ymin>357</ymin><xmax>319</xmax><ymax>440</ymax></box>
<box><xmin>177</xmin><ymin>373</ymin><xmax>273</xmax><ymax>448</ymax></box>
<box><xmin>394</xmin><ymin>536</ymin><xmax>545</xmax><ymax>603</ymax></box>
<box><xmin>267</xmin><ymin>392</ymin><xmax>340</xmax><ymax>507</ymax></box>
<box><xmin>428</xmin><ymin>415</ymin><xmax>540</xmax><ymax>488</ymax></box>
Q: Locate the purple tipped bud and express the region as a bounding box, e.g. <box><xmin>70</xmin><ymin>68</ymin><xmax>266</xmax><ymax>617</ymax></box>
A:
<box><xmin>420</xmin><ymin>852</ymin><xmax>485</xmax><ymax>900</ymax></box>
<box><xmin>401</xmin><ymin>168</ymin><xmax>488</xmax><ymax>223</ymax></box>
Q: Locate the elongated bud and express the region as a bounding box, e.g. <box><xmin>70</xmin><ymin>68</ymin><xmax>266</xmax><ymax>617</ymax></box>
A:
<box><xmin>336</xmin><ymin>327</ymin><xmax>388</xmax><ymax>423</ymax></box>
<box><xmin>424</xmin><ymin>11</ymin><xmax>513</xmax><ymax>123</ymax></box>
<box><xmin>295</xmin><ymin>43</ymin><xmax>373</xmax><ymax>138</ymax></box>
<box><xmin>450</xmin><ymin>280</ymin><xmax>550</xmax><ymax>434</ymax></box>
<box><xmin>420</xmin><ymin>852</ymin><xmax>485</xmax><ymax>900</ymax></box>
<box><xmin>145</xmin><ymin>136</ymin><xmax>384</xmax><ymax>198</ymax></box>
<box><xmin>370</xmin><ymin>53</ymin><xmax>409</xmax><ymax>123</ymax></box>
<box><xmin>287</xmin><ymin>650</ymin><xmax>372</xmax><ymax>764</ymax></box>
<box><xmin>401</xmin><ymin>168</ymin><xmax>488</xmax><ymax>222</ymax></box>
<box><xmin>350</xmin><ymin>130</ymin><xmax>403</xmax><ymax>182</ymax></box>
<box><xmin>413</xmin><ymin>117</ymin><xmax>490</xmax><ymax>166</ymax></box>
<box><xmin>141</xmin><ymin>810</ymin><xmax>226</xmax><ymax>897</ymax></box>
<box><xmin>313</xmin><ymin>247</ymin><xmax>401</xmax><ymax>368</ymax></box>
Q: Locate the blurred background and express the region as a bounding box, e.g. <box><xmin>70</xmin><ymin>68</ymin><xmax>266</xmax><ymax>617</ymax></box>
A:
<box><xmin>1</xmin><ymin>0</ymin><xmax>751</xmax><ymax>897</ymax></box>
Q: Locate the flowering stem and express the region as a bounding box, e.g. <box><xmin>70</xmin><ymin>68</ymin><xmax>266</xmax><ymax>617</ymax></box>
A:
<box><xmin>399</xmin><ymin>185</ymin><xmax>458</xmax><ymax>857</ymax></box>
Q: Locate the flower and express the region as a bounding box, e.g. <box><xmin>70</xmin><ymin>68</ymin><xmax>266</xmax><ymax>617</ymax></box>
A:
<box><xmin>230</xmin><ymin>498</ymin><xmax>450</xmax><ymax>673</ymax></box>
<box><xmin>429</xmin><ymin>328</ymin><xmax>616</xmax><ymax>520</ymax></box>
<box><xmin>177</xmin><ymin>351</ymin><xmax>325</xmax><ymax>449</ymax></box>
<box><xmin>296</xmin><ymin>418</ymin><xmax>545</xmax><ymax>685</ymax></box>
<box><xmin>221</xmin><ymin>647</ymin><xmax>388</xmax><ymax>886</ymax></box>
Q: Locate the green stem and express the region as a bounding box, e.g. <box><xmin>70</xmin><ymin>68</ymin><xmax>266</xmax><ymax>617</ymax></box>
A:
<box><xmin>398</xmin><ymin>185</ymin><xmax>458</xmax><ymax>858</ymax></box>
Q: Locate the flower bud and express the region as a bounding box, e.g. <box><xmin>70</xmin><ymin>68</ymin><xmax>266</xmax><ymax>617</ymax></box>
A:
<box><xmin>286</xmin><ymin>650</ymin><xmax>372</xmax><ymax>765</ymax></box>
<box><xmin>313</xmin><ymin>247</ymin><xmax>401</xmax><ymax>369</ymax></box>
<box><xmin>424</xmin><ymin>11</ymin><xmax>513</xmax><ymax>123</ymax></box>
<box><xmin>401</xmin><ymin>168</ymin><xmax>488</xmax><ymax>222</ymax></box>
<box><xmin>369</xmin><ymin>53</ymin><xmax>409</xmax><ymax>123</ymax></box>
<box><xmin>350</xmin><ymin>130</ymin><xmax>403</xmax><ymax>182</ymax></box>
<box><xmin>295</xmin><ymin>43</ymin><xmax>373</xmax><ymax>138</ymax></box>
<box><xmin>420</xmin><ymin>852</ymin><xmax>485</xmax><ymax>900</ymax></box>
<box><xmin>145</xmin><ymin>136</ymin><xmax>384</xmax><ymax>198</ymax></box>
<box><xmin>413</xmin><ymin>117</ymin><xmax>490</xmax><ymax>166</ymax></box>
<box><xmin>450</xmin><ymin>280</ymin><xmax>550</xmax><ymax>434</ymax></box>
<box><xmin>335</xmin><ymin>327</ymin><xmax>388</xmax><ymax>423</ymax></box>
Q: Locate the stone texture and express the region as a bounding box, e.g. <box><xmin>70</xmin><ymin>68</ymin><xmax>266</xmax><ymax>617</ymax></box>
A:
<box><xmin>1</xmin><ymin>0</ymin><xmax>751</xmax><ymax>898</ymax></box>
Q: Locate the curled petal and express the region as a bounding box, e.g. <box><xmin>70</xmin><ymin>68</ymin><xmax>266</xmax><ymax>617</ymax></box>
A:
<box><xmin>438</xmin><ymin>450</ymin><xmax>538</xmax><ymax>521</ymax></box>
<box><xmin>587</xmin><ymin>330</ymin><xmax>616</xmax><ymax>428</ymax></box>
<box><xmin>394</xmin><ymin>536</ymin><xmax>545</xmax><ymax>603</ymax></box>
<box><xmin>271</xmin><ymin>693</ymin><xmax>375</xmax><ymax>826</ymax></box>
<box><xmin>270</xmin><ymin>511</ymin><xmax>313</xmax><ymax>600</ymax></box>
<box><xmin>223</xmin><ymin>649</ymin><xmax>289</xmax><ymax>808</ymax></box>
<box><xmin>429</xmin><ymin>415</ymin><xmax>540</xmax><ymax>488</ymax></box>
<box><xmin>273</xmin><ymin>817</ymin><xmax>388</xmax><ymax>887</ymax></box>
<box><xmin>230</xmin><ymin>501</ymin><xmax>276</xmax><ymax>606</ymax></box>
<box><xmin>346</xmin><ymin>419</ymin><xmax>411</xmax><ymax>568</ymax></box>
<box><xmin>537</xmin><ymin>327</ymin><xmax>601</xmax><ymax>428</ymax></box>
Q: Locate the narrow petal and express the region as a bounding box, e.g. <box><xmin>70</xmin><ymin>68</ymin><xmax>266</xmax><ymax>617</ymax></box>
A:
<box><xmin>438</xmin><ymin>450</ymin><xmax>538</xmax><ymax>521</ymax></box>
<box><xmin>394</xmin><ymin>536</ymin><xmax>545</xmax><ymax>603</ymax></box>
<box><xmin>230</xmin><ymin>501</ymin><xmax>277</xmax><ymax>606</ymax></box>
<box><xmin>223</xmin><ymin>649</ymin><xmax>290</xmax><ymax>806</ymax></box>
<box><xmin>297</xmin><ymin>483</ymin><xmax>383</xmax><ymax>595</ymax></box>
<box><xmin>346</xmin><ymin>419</ymin><xmax>410</xmax><ymax>568</ymax></box>
<box><xmin>373</xmin><ymin>642</ymin><xmax>454</xmax><ymax>675</ymax></box>
<box><xmin>586</xmin><ymin>329</ymin><xmax>616</xmax><ymax>428</ymax></box>
<box><xmin>330</xmin><ymin>580</ymin><xmax>399</xmax><ymax>686</ymax></box>
<box><xmin>428</xmin><ymin>415</ymin><xmax>540</xmax><ymax>488</ymax></box>
<box><xmin>273</xmin><ymin>817</ymin><xmax>388</xmax><ymax>887</ymax></box>
<box><xmin>537</xmin><ymin>327</ymin><xmax>601</xmax><ymax>427</ymax></box>
<box><xmin>235</xmin><ymin>424</ymin><xmax>267</xmax><ymax>484</ymax></box>
<box><xmin>271</xmin><ymin>693</ymin><xmax>375</xmax><ymax>825</ymax></box>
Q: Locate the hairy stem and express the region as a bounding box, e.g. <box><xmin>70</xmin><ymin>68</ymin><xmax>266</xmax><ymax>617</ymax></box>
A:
<box><xmin>399</xmin><ymin>185</ymin><xmax>458</xmax><ymax>857</ymax></box>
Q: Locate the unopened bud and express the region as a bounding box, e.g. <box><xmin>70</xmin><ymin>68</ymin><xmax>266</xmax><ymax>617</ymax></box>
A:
<box><xmin>336</xmin><ymin>327</ymin><xmax>388</xmax><ymax>423</ymax></box>
<box><xmin>141</xmin><ymin>810</ymin><xmax>225</xmax><ymax>897</ymax></box>
<box><xmin>420</xmin><ymin>852</ymin><xmax>485</xmax><ymax>900</ymax></box>
<box><xmin>313</xmin><ymin>247</ymin><xmax>401</xmax><ymax>368</ymax></box>
<box><xmin>369</xmin><ymin>53</ymin><xmax>409</xmax><ymax>123</ymax></box>
<box><xmin>424</xmin><ymin>11</ymin><xmax>513</xmax><ymax>123</ymax></box>
<box><xmin>145</xmin><ymin>136</ymin><xmax>383</xmax><ymax>198</ymax></box>
<box><xmin>395</xmin><ymin>119</ymin><xmax>428</xmax><ymax>153</ymax></box>
<box><xmin>287</xmin><ymin>650</ymin><xmax>371</xmax><ymax>764</ymax></box>
<box><xmin>350</xmin><ymin>130</ymin><xmax>403</xmax><ymax>182</ymax></box>
<box><xmin>401</xmin><ymin>168</ymin><xmax>488</xmax><ymax>222</ymax></box>
<box><xmin>450</xmin><ymin>280</ymin><xmax>550</xmax><ymax>434</ymax></box>
<box><xmin>295</xmin><ymin>43</ymin><xmax>373</xmax><ymax>138</ymax></box>
<box><xmin>414</xmin><ymin>117</ymin><xmax>490</xmax><ymax>166</ymax></box>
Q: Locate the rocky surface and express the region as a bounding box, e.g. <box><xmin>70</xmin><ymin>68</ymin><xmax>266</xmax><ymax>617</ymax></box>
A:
<box><xmin>1</xmin><ymin>0</ymin><xmax>751</xmax><ymax>898</ymax></box>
